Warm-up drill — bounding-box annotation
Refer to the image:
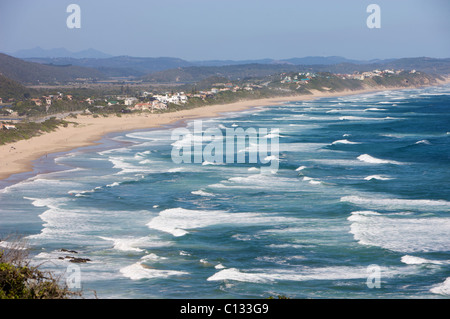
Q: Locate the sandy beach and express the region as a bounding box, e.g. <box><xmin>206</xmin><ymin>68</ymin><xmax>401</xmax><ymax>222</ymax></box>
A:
<box><xmin>0</xmin><ymin>85</ymin><xmax>444</xmax><ymax>181</ymax></box>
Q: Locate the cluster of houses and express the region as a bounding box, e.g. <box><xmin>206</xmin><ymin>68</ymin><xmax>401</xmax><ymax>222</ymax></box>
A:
<box><xmin>337</xmin><ymin>69</ymin><xmax>403</xmax><ymax>80</ymax></box>
<box><xmin>280</xmin><ymin>69</ymin><xmax>408</xmax><ymax>84</ymax></box>
<box><xmin>281</xmin><ymin>72</ymin><xmax>317</xmax><ymax>84</ymax></box>
<box><xmin>31</xmin><ymin>92</ymin><xmax>73</xmax><ymax>107</ymax></box>
<box><xmin>120</xmin><ymin>92</ymin><xmax>188</xmax><ymax>112</ymax></box>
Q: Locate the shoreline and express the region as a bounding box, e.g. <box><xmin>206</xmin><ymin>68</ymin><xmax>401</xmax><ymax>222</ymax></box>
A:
<box><xmin>0</xmin><ymin>82</ymin><xmax>448</xmax><ymax>183</ymax></box>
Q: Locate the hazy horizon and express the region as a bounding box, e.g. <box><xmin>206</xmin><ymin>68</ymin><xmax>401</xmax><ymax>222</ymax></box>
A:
<box><xmin>1</xmin><ymin>0</ymin><xmax>449</xmax><ymax>61</ymax></box>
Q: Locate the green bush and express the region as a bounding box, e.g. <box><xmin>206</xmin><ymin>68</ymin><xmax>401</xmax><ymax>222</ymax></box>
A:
<box><xmin>0</xmin><ymin>237</ymin><xmax>80</xmax><ymax>299</ymax></box>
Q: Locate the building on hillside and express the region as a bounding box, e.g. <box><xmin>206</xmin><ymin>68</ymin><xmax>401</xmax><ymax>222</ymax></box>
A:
<box><xmin>168</xmin><ymin>93</ymin><xmax>187</xmax><ymax>104</ymax></box>
<box><xmin>152</xmin><ymin>100</ymin><xmax>167</xmax><ymax>110</ymax></box>
<box><xmin>43</xmin><ymin>96</ymin><xmax>52</xmax><ymax>105</ymax></box>
<box><xmin>124</xmin><ymin>97</ymin><xmax>138</xmax><ymax>106</ymax></box>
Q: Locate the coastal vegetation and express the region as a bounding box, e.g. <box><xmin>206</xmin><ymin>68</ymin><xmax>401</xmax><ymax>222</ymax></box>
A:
<box><xmin>0</xmin><ymin>118</ymin><xmax>71</xmax><ymax>145</ymax></box>
<box><xmin>0</xmin><ymin>236</ymin><xmax>79</xmax><ymax>299</ymax></box>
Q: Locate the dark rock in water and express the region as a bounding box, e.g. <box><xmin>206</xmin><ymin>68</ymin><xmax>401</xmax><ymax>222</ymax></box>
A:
<box><xmin>69</xmin><ymin>257</ymin><xmax>91</xmax><ymax>263</ymax></box>
<box><xmin>63</xmin><ymin>255</ymin><xmax>91</xmax><ymax>263</ymax></box>
<box><xmin>61</xmin><ymin>248</ymin><xmax>78</xmax><ymax>254</ymax></box>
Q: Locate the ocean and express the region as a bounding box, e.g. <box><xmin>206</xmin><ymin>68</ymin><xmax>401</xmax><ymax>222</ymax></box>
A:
<box><xmin>1</xmin><ymin>84</ymin><xmax>449</xmax><ymax>298</ymax></box>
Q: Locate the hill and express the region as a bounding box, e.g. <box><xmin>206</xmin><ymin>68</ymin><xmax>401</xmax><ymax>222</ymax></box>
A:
<box><xmin>0</xmin><ymin>53</ymin><xmax>105</xmax><ymax>84</ymax></box>
<box><xmin>0</xmin><ymin>74</ymin><xmax>33</xmax><ymax>100</ymax></box>
<box><xmin>140</xmin><ymin>57</ymin><xmax>450</xmax><ymax>84</ymax></box>
<box><xmin>24</xmin><ymin>56</ymin><xmax>195</xmax><ymax>77</ymax></box>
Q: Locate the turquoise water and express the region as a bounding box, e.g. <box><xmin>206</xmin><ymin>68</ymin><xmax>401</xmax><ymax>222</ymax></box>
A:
<box><xmin>1</xmin><ymin>84</ymin><xmax>450</xmax><ymax>298</ymax></box>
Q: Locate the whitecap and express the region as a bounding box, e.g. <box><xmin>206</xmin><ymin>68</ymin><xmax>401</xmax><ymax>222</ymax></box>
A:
<box><xmin>207</xmin><ymin>266</ymin><xmax>405</xmax><ymax>283</ymax></box>
<box><xmin>430</xmin><ymin>278</ymin><xmax>450</xmax><ymax>296</ymax></box>
<box><xmin>331</xmin><ymin>139</ymin><xmax>361</xmax><ymax>145</ymax></box>
<box><xmin>191</xmin><ymin>190</ymin><xmax>215</xmax><ymax>197</ymax></box>
<box><xmin>357</xmin><ymin>154</ymin><xmax>405</xmax><ymax>165</ymax></box>
<box><xmin>364</xmin><ymin>108</ymin><xmax>387</xmax><ymax>111</ymax></box>
<box><xmin>347</xmin><ymin>211</ymin><xmax>450</xmax><ymax>252</ymax></box>
<box><xmin>341</xmin><ymin>195</ymin><xmax>450</xmax><ymax>210</ymax></box>
<box><xmin>364</xmin><ymin>175</ymin><xmax>393</xmax><ymax>181</ymax></box>
<box><xmin>99</xmin><ymin>236</ymin><xmax>146</xmax><ymax>252</ymax></box>
<box><xmin>302</xmin><ymin>176</ymin><xmax>321</xmax><ymax>185</ymax></box>
<box><xmin>400</xmin><ymin>255</ymin><xmax>444</xmax><ymax>265</ymax></box>
<box><xmin>120</xmin><ymin>263</ymin><xmax>188</xmax><ymax>280</ymax></box>
<box><xmin>202</xmin><ymin>161</ymin><xmax>224</xmax><ymax>166</ymax></box>
<box><xmin>146</xmin><ymin>208</ymin><xmax>295</xmax><ymax>237</ymax></box>
<box><xmin>415</xmin><ymin>140</ymin><xmax>431</xmax><ymax>145</ymax></box>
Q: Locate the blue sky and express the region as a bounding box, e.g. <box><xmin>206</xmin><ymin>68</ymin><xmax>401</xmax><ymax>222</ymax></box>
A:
<box><xmin>0</xmin><ymin>0</ymin><xmax>449</xmax><ymax>60</ymax></box>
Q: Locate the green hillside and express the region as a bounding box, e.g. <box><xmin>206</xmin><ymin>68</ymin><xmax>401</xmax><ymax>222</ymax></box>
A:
<box><xmin>0</xmin><ymin>74</ymin><xmax>32</xmax><ymax>100</ymax></box>
<box><xmin>0</xmin><ymin>53</ymin><xmax>105</xmax><ymax>84</ymax></box>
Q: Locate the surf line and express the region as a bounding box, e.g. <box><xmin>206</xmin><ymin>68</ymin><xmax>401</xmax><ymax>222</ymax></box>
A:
<box><xmin>171</xmin><ymin>120</ymin><xmax>280</xmax><ymax>173</ymax></box>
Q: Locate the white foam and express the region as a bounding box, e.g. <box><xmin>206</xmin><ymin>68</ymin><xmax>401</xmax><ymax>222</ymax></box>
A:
<box><xmin>364</xmin><ymin>175</ymin><xmax>393</xmax><ymax>181</ymax></box>
<box><xmin>248</xmin><ymin>167</ymin><xmax>260</xmax><ymax>172</ymax></box>
<box><xmin>430</xmin><ymin>278</ymin><xmax>450</xmax><ymax>296</ymax></box>
<box><xmin>364</xmin><ymin>108</ymin><xmax>387</xmax><ymax>111</ymax></box>
<box><xmin>99</xmin><ymin>236</ymin><xmax>148</xmax><ymax>252</ymax></box>
<box><xmin>263</xmin><ymin>155</ymin><xmax>279</xmax><ymax>162</ymax></box>
<box><xmin>264</xmin><ymin>128</ymin><xmax>283</xmax><ymax>139</ymax></box>
<box><xmin>147</xmin><ymin>208</ymin><xmax>295</xmax><ymax>237</ymax></box>
<box><xmin>357</xmin><ymin>154</ymin><xmax>405</xmax><ymax>165</ymax></box>
<box><xmin>302</xmin><ymin>176</ymin><xmax>322</xmax><ymax>185</ymax></box>
<box><xmin>331</xmin><ymin>139</ymin><xmax>361</xmax><ymax>145</ymax></box>
<box><xmin>202</xmin><ymin>161</ymin><xmax>224</xmax><ymax>166</ymax></box>
<box><xmin>347</xmin><ymin>211</ymin><xmax>450</xmax><ymax>252</ymax></box>
<box><xmin>207</xmin><ymin>266</ymin><xmax>400</xmax><ymax>283</ymax></box>
<box><xmin>120</xmin><ymin>262</ymin><xmax>188</xmax><ymax>280</ymax></box>
<box><xmin>106</xmin><ymin>182</ymin><xmax>121</xmax><ymax>187</ymax></box>
<box><xmin>141</xmin><ymin>253</ymin><xmax>167</xmax><ymax>262</ymax></box>
<box><xmin>191</xmin><ymin>190</ymin><xmax>215</xmax><ymax>197</ymax></box>
<box><xmin>295</xmin><ymin>166</ymin><xmax>307</xmax><ymax>171</ymax></box>
<box><xmin>341</xmin><ymin>195</ymin><xmax>450</xmax><ymax>210</ymax></box>
<box><xmin>401</xmin><ymin>255</ymin><xmax>444</xmax><ymax>265</ymax></box>
<box><xmin>415</xmin><ymin>139</ymin><xmax>431</xmax><ymax>145</ymax></box>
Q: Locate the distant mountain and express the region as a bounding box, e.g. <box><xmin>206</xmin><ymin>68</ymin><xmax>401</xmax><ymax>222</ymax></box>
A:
<box><xmin>12</xmin><ymin>47</ymin><xmax>112</xmax><ymax>59</ymax></box>
<box><xmin>0</xmin><ymin>53</ymin><xmax>105</xmax><ymax>84</ymax></box>
<box><xmin>281</xmin><ymin>56</ymin><xmax>363</xmax><ymax>65</ymax></box>
<box><xmin>21</xmin><ymin>55</ymin><xmax>374</xmax><ymax>77</ymax></box>
<box><xmin>24</xmin><ymin>56</ymin><xmax>194</xmax><ymax>77</ymax></box>
<box><xmin>190</xmin><ymin>56</ymin><xmax>365</xmax><ymax>67</ymax></box>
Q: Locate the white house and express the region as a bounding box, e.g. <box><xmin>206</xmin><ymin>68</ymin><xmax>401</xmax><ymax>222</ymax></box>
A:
<box><xmin>124</xmin><ymin>97</ymin><xmax>138</xmax><ymax>106</ymax></box>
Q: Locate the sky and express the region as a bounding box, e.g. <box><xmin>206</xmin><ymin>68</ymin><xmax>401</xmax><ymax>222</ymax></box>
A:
<box><xmin>0</xmin><ymin>0</ymin><xmax>449</xmax><ymax>60</ymax></box>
